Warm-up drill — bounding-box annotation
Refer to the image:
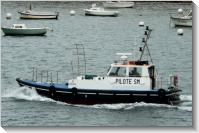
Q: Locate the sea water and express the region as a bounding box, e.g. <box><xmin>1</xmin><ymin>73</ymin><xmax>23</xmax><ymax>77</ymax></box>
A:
<box><xmin>1</xmin><ymin>1</ymin><xmax>192</xmax><ymax>126</ymax></box>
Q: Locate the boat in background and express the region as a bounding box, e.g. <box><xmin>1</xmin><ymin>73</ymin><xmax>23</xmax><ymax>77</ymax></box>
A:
<box><xmin>16</xmin><ymin>26</ymin><xmax>181</xmax><ymax>105</ymax></box>
<box><xmin>84</xmin><ymin>4</ymin><xmax>119</xmax><ymax>17</ymax></box>
<box><xmin>18</xmin><ymin>4</ymin><xmax>59</xmax><ymax>19</ymax></box>
<box><xmin>170</xmin><ymin>10</ymin><xmax>192</xmax><ymax>27</ymax></box>
<box><xmin>103</xmin><ymin>1</ymin><xmax>135</xmax><ymax>8</ymax></box>
<box><xmin>1</xmin><ymin>24</ymin><xmax>48</xmax><ymax>36</ymax></box>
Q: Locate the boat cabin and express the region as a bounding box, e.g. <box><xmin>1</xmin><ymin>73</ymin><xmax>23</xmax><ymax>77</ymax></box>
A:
<box><xmin>12</xmin><ymin>24</ymin><xmax>26</xmax><ymax>29</ymax></box>
<box><xmin>106</xmin><ymin>59</ymin><xmax>156</xmax><ymax>89</ymax></box>
<box><xmin>90</xmin><ymin>3</ymin><xmax>104</xmax><ymax>10</ymax></box>
<box><xmin>68</xmin><ymin>53</ymin><xmax>157</xmax><ymax>91</ymax></box>
<box><xmin>107</xmin><ymin>60</ymin><xmax>150</xmax><ymax>77</ymax></box>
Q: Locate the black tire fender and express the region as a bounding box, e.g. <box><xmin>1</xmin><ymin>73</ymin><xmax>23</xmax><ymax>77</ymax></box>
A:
<box><xmin>72</xmin><ymin>87</ymin><xmax>77</xmax><ymax>96</ymax></box>
<box><xmin>158</xmin><ymin>89</ymin><xmax>166</xmax><ymax>98</ymax></box>
<box><xmin>50</xmin><ymin>85</ymin><xmax>56</xmax><ymax>97</ymax></box>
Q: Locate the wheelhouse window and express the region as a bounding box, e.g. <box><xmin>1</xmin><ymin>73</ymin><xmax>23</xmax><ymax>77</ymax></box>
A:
<box><xmin>129</xmin><ymin>67</ymin><xmax>142</xmax><ymax>77</ymax></box>
<box><xmin>109</xmin><ymin>67</ymin><xmax>126</xmax><ymax>77</ymax></box>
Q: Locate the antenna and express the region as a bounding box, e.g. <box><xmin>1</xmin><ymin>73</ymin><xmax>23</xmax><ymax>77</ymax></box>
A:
<box><xmin>116</xmin><ymin>53</ymin><xmax>132</xmax><ymax>56</ymax></box>
<box><xmin>29</xmin><ymin>4</ymin><xmax>32</xmax><ymax>10</ymax></box>
<box><xmin>70</xmin><ymin>61</ymin><xmax>74</xmax><ymax>79</ymax></box>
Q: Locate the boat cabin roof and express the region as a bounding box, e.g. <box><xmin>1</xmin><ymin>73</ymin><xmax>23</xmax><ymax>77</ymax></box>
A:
<box><xmin>111</xmin><ymin>53</ymin><xmax>152</xmax><ymax>67</ymax></box>
<box><xmin>12</xmin><ymin>24</ymin><xmax>26</xmax><ymax>28</ymax></box>
<box><xmin>111</xmin><ymin>60</ymin><xmax>150</xmax><ymax>67</ymax></box>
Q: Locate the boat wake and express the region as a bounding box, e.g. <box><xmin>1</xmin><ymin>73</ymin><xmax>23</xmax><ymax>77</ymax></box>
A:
<box><xmin>76</xmin><ymin>98</ymin><xmax>192</xmax><ymax>112</ymax></box>
<box><xmin>3</xmin><ymin>86</ymin><xmax>54</xmax><ymax>102</ymax></box>
<box><xmin>3</xmin><ymin>87</ymin><xmax>192</xmax><ymax>112</ymax></box>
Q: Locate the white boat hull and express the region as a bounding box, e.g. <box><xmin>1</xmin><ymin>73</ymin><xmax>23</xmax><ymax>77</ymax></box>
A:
<box><xmin>103</xmin><ymin>2</ymin><xmax>135</xmax><ymax>8</ymax></box>
<box><xmin>170</xmin><ymin>17</ymin><xmax>192</xmax><ymax>27</ymax></box>
<box><xmin>1</xmin><ymin>27</ymin><xmax>47</xmax><ymax>35</ymax></box>
<box><xmin>18</xmin><ymin>11</ymin><xmax>59</xmax><ymax>19</ymax></box>
<box><xmin>20</xmin><ymin>14</ymin><xmax>58</xmax><ymax>19</ymax></box>
<box><xmin>85</xmin><ymin>9</ymin><xmax>119</xmax><ymax>17</ymax></box>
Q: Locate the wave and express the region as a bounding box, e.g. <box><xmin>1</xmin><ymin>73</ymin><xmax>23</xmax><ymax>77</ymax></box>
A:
<box><xmin>3</xmin><ymin>86</ymin><xmax>54</xmax><ymax>102</ymax></box>
<box><xmin>75</xmin><ymin>102</ymin><xmax>175</xmax><ymax>110</ymax></box>
<box><xmin>76</xmin><ymin>102</ymin><xmax>192</xmax><ymax>112</ymax></box>
<box><xmin>71</xmin><ymin>95</ymin><xmax>192</xmax><ymax>112</ymax></box>
<box><xmin>180</xmin><ymin>95</ymin><xmax>192</xmax><ymax>102</ymax></box>
<box><xmin>3</xmin><ymin>87</ymin><xmax>192</xmax><ymax>112</ymax></box>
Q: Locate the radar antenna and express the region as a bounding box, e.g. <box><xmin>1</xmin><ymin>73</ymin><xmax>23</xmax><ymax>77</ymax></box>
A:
<box><xmin>116</xmin><ymin>53</ymin><xmax>132</xmax><ymax>64</ymax></box>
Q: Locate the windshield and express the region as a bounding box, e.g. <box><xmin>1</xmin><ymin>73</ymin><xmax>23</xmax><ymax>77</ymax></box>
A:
<box><xmin>108</xmin><ymin>67</ymin><xmax>126</xmax><ymax>77</ymax></box>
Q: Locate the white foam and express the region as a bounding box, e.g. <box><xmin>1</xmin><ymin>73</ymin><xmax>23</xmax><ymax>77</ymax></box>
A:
<box><xmin>180</xmin><ymin>95</ymin><xmax>192</xmax><ymax>102</ymax></box>
<box><xmin>72</xmin><ymin>102</ymin><xmax>176</xmax><ymax>110</ymax></box>
<box><xmin>92</xmin><ymin>103</ymin><xmax>135</xmax><ymax>110</ymax></box>
<box><xmin>73</xmin><ymin>101</ymin><xmax>192</xmax><ymax>112</ymax></box>
<box><xmin>3</xmin><ymin>86</ymin><xmax>54</xmax><ymax>102</ymax></box>
<box><xmin>177</xmin><ymin>106</ymin><xmax>192</xmax><ymax>112</ymax></box>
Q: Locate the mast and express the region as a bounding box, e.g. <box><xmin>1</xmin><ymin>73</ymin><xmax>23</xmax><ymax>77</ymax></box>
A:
<box><xmin>139</xmin><ymin>26</ymin><xmax>159</xmax><ymax>79</ymax></box>
<box><xmin>29</xmin><ymin>4</ymin><xmax>32</xmax><ymax>10</ymax></box>
<box><xmin>139</xmin><ymin>26</ymin><xmax>153</xmax><ymax>64</ymax></box>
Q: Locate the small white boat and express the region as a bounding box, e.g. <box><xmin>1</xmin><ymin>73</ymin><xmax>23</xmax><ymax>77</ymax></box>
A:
<box><xmin>1</xmin><ymin>24</ymin><xmax>47</xmax><ymax>36</ymax></box>
<box><xmin>18</xmin><ymin>10</ymin><xmax>59</xmax><ymax>19</ymax></box>
<box><xmin>84</xmin><ymin>4</ymin><xmax>119</xmax><ymax>17</ymax></box>
<box><xmin>170</xmin><ymin>10</ymin><xmax>192</xmax><ymax>27</ymax></box>
<box><xmin>18</xmin><ymin>5</ymin><xmax>59</xmax><ymax>19</ymax></box>
<box><xmin>103</xmin><ymin>1</ymin><xmax>135</xmax><ymax>8</ymax></box>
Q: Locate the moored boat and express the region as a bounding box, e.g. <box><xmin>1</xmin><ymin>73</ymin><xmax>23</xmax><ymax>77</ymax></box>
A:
<box><xmin>18</xmin><ymin>5</ymin><xmax>59</xmax><ymax>19</ymax></box>
<box><xmin>1</xmin><ymin>24</ymin><xmax>47</xmax><ymax>36</ymax></box>
<box><xmin>170</xmin><ymin>10</ymin><xmax>192</xmax><ymax>27</ymax></box>
<box><xmin>18</xmin><ymin>10</ymin><xmax>59</xmax><ymax>19</ymax></box>
<box><xmin>16</xmin><ymin>26</ymin><xmax>181</xmax><ymax>105</ymax></box>
<box><xmin>84</xmin><ymin>4</ymin><xmax>119</xmax><ymax>17</ymax></box>
<box><xmin>103</xmin><ymin>1</ymin><xmax>135</xmax><ymax>8</ymax></box>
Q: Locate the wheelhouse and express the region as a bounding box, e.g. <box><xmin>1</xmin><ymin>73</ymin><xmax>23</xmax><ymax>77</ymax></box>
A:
<box><xmin>107</xmin><ymin>61</ymin><xmax>155</xmax><ymax>77</ymax></box>
<box><xmin>107</xmin><ymin>60</ymin><xmax>157</xmax><ymax>89</ymax></box>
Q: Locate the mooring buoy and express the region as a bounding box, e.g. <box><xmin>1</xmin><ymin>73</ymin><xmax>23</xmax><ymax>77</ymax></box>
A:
<box><xmin>177</xmin><ymin>28</ymin><xmax>183</xmax><ymax>35</ymax></box>
<box><xmin>139</xmin><ymin>21</ymin><xmax>144</xmax><ymax>27</ymax></box>
<box><xmin>6</xmin><ymin>13</ymin><xmax>12</xmax><ymax>19</ymax></box>
<box><xmin>70</xmin><ymin>10</ymin><xmax>76</xmax><ymax>16</ymax></box>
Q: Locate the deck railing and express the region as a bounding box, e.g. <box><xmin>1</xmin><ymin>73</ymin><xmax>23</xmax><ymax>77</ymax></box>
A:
<box><xmin>31</xmin><ymin>67</ymin><xmax>64</xmax><ymax>84</ymax></box>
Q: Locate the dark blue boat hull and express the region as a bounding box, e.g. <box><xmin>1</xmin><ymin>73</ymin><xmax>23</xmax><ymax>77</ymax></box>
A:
<box><xmin>16</xmin><ymin>78</ymin><xmax>181</xmax><ymax>105</ymax></box>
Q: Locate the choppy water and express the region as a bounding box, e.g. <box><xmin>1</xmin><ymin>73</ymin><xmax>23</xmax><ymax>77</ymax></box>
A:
<box><xmin>1</xmin><ymin>1</ymin><xmax>192</xmax><ymax>126</ymax></box>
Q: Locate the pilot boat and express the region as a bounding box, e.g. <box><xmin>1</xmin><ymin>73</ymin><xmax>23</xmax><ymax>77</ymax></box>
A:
<box><xmin>1</xmin><ymin>24</ymin><xmax>47</xmax><ymax>36</ymax></box>
<box><xmin>16</xmin><ymin>26</ymin><xmax>181</xmax><ymax>105</ymax></box>
<box><xmin>84</xmin><ymin>4</ymin><xmax>119</xmax><ymax>17</ymax></box>
<box><xmin>170</xmin><ymin>10</ymin><xmax>192</xmax><ymax>27</ymax></box>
